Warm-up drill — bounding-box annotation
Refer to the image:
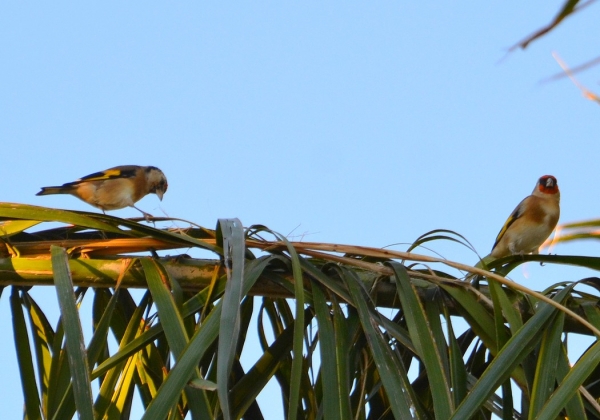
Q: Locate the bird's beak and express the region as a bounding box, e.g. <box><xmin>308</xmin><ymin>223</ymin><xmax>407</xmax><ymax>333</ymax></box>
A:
<box><xmin>156</xmin><ymin>190</ymin><xmax>164</xmax><ymax>201</ymax></box>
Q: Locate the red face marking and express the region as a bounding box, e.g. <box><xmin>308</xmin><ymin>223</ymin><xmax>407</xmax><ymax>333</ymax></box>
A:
<box><xmin>538</xmin><ymin>175</ymin><xmax>558</xmax><ymax>194</ymax></box>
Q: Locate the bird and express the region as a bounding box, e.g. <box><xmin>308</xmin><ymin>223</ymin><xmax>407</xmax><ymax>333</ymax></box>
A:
<box><xmin>36</xmin><ymin>165</ymin><xmax>168</xmax><ymax>220</ymax></box>
<box><xmin>489</xmin><ymin>175</ymin><xmax>560</xmax><ymax>259</ymax></box>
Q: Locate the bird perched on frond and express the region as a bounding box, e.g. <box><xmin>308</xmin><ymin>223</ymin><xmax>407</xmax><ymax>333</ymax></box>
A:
<box><xmin>489</xmin><ymin>175</ymin><xmax>560</xmax><ymax>258</ymax></box>
<box><xmin>36</xmin><ymin>165</ymin><xmax>168</xmax><ymax>220</ymax></box>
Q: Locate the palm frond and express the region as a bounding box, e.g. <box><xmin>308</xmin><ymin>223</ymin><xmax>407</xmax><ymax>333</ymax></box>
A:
<box><xmin>2</xmin><ymin>203</ymin><xmax>600</xmax><ymax>419</ymax></box>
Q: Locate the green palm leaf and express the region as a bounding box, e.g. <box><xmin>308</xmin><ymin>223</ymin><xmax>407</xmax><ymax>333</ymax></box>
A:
<box><xmin>2</xmin><ymin>203</ymin><xmax>600</xmax><ymax>419</ymax></box>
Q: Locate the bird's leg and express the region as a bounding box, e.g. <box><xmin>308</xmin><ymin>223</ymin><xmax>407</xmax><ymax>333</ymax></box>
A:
<box><xmin>99</xmin><ymin>210</ymin><xmax>108</xmax><ymax>239</ymax></box>
<box><xmin>132</xmin><ymin>205</ymin><xmax>154</xmax><ymax>222</ymax></box>
<box><xmin>532</xmin><ymin>248</ymin><xmax>546</xmax><ymax>266</ymax></box>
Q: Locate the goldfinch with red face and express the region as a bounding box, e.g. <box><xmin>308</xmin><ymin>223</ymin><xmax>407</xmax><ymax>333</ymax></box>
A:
<box><xmin>36</xmin><ymin>165</ymin><xmax>168</xmax><ymax>219</ymax></box>
<box><xmin>490</xmin><ymin>175</ymin><xmax>560</xmax><ymax>258</ymax></box>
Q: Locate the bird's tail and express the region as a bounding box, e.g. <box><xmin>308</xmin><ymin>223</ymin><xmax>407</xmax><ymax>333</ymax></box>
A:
<box><xmin>36</xmin><ymin>186</ymin><xmax>70</xmax><ymax>196</ymax></box>
<box><xmin>466</xmin><ymin>254</ymin><xmax>495</xmax><ymax>284</ymax></box>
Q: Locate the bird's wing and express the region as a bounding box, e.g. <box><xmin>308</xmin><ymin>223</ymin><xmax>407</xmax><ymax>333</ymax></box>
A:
<box><xmin>78</xmin><ymin>166</ymin><xmax>139</xmax><ymax>182</ymax></box>
<box><xmin>492</xmin><ymin>197</ymin><xmax>528</xmax><ymax>251</ymax></box>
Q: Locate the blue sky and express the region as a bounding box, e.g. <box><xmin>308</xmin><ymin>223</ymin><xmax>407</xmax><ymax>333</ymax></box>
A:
<box><xmin>1</xmin><ymin>2</ymin><xmax>599</xmax><ymax>418</ymax></box>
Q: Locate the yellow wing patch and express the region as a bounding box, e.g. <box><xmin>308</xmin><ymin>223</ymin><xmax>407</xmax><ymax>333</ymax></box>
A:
<box><xmin>79</xmin><ymin>168</ymin><xmax>136</xmax><ymax>182</ymax></box>
<box><xmin>492</xmin><ymin>204</ymin><xmax>523</xmax><ymax>250</ymax></box>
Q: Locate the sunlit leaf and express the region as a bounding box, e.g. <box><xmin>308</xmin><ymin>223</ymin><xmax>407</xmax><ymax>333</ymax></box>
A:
<box><xmin>51</xmin><ymin>246</ymin><xmax>94</xmax><ymax>419</ymax></box>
